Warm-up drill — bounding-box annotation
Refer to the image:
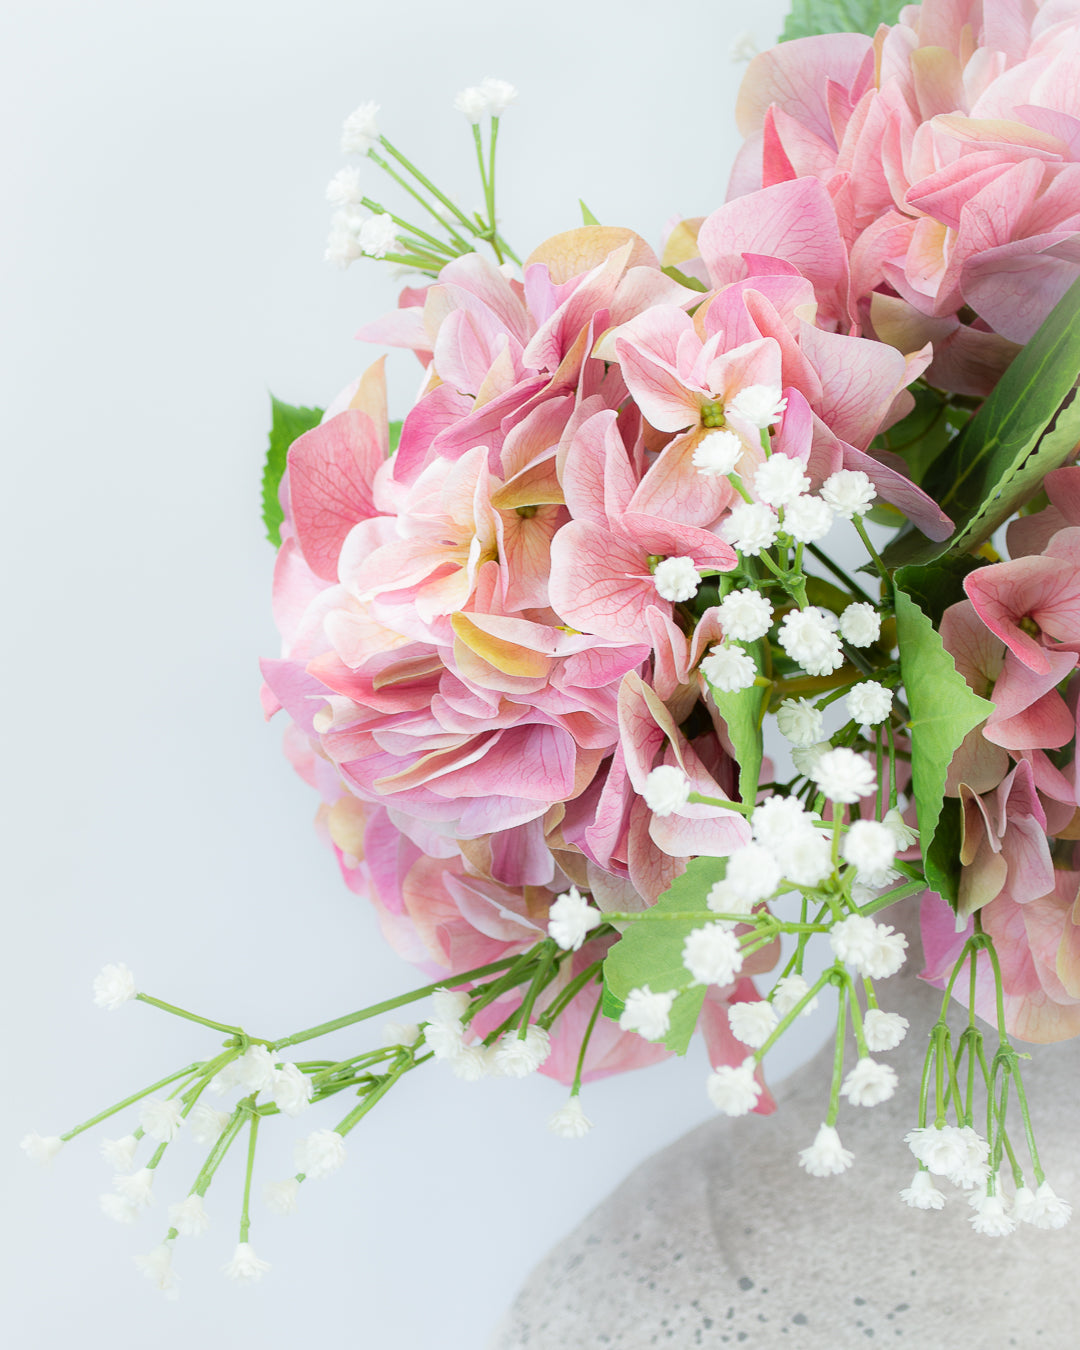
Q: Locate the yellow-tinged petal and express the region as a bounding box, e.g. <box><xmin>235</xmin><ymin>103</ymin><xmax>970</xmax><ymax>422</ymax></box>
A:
<box><xmin>450</xmin><ymin>612</ymin><xmax>553</xmax><ymax>678</ymax></box>
<box><xmin>525</xmin><ymin>226</ymin><xmax>658</xmax><ymax>284</ymax></box>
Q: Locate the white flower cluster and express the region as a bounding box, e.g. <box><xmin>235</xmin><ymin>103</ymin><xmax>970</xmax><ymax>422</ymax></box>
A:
<box><xmin>93</xmin><ymin>962</ymin><xmax>138</xmax><ymax>1011</ymax></box>
<box><xmin>829</xmin><ymin>914</ymin><xmax>907</xmax><ymax>979</ymax></box>
<box><xmin>701</xmin><ymin>589</ymin><xmax>773</xmax><ymax>694</ymax></box>
<box><xmin>326</xmin><ymin>210</ymin><xmax>398</xmax><ymax>269</ymax></box>
<box><xmin>422</xmin><ymin>986</ymin><xmax>551</xmax><ymax>1080</ymax></box>
<box><xmin>653</xmin><ymin>555</ymin><xmax>701</xmax><ymax>602</ymax></box>
<box><xmin>900</xmin><ymin>1163</ymin><xmax>1071</xmax><ymax>1234</ymax></box>
<box><xmin>547</xmin><ymin>884</ymin><xmax>602</xmax><ymax>951</ymax></box>
<box><xmin>453</xmin><ymin>78</ymin><xmax>518</xmax><ymax>122</ymax></box>
<box><xmin>778</xmin><ymin>606</ymin><xmax>843</xmax><ymax>677</ymax></box>
<box><xmin>618</xmin><ymin>985</ymin><xmax>677</xmax><ymax>1042</ymax></box>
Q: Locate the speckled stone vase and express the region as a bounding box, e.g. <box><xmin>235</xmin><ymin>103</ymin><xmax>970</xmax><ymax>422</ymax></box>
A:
<box><xmin>491</xmin><ymin>912</ymin><xmax>1080</xmax><ymax>1349</ymax></box>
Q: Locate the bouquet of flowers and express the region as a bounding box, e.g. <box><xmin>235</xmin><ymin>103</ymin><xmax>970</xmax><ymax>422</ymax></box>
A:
<box><xmin>24</xmin><ymin>0</ymin><xmax>1080</xmax><ymax>1293</ymax></box>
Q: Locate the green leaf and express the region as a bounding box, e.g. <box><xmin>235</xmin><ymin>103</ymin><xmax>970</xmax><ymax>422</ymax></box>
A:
<box><xmin>925</xmin><ymin>796</ymin><xmax>963</xmax><ymax>907</ymax></box>
<box><xmin>706</xmin><ymin>641</ymin><xmax>766</xmax><ymax>805</ymax></box>
<box><xmin>602</xmin><ymin>857</ymin><xmax>727</xmax><ymax>1054</ymax></box>
<box><xmin>389</xmin><ymin>419</ymin><xmax>403</xmax><ymax>454</ymax></box>
<box><xmin>262</xmin><ymin>396</ymin><xmax>324</xmax><ymax>547</ymax></box>
<box><xmin>872</xmin><ymin>383</ymin><xmax>972</xmax><ymax>487</ymax></box>
<box><xmin>781</xmin><ymin>0</ymin><xmax>903</xmax><ymax>40</ymax></box>
<box><xmin>894</xmin><ymin>556</ymin><xmax>986</xmax><ymax>630</ymax></box>
<box><xmin>579</xmin><ymin>199</ymin><xmax>600</xmax><ymax>226</ymax></box>
<box><xmin>894</xmin><ymin>588</ymin><xmax>993</xmax><ymax>883</ymax></box>
<box><xmin>661</xmin><ymin>264</ymin><xmax>708</xmax><ymax>293</ymax></box>
<box><xmin>884</xmin><ymin>278</ymin><xmax>1080</xmax><ymax>568</ymax></box>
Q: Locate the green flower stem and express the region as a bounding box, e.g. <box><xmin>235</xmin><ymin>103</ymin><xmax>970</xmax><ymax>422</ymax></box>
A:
<box><xmin>853</xmin><ymin>516</ymin><xmax>891</xmax><ymax>591</ymax></box>
<box><xmin>805</xmin><ymin>542</ymin><xmax>874</xmax><ymax>605</ymax></box>
<box><xmin>843</xmin><ymin>971</ymin><xmax>868</xmax><ymax>1057</ymax></box>
<box><xmin>513</xmin><ymin>940</ymin><xmax>558</xmax><ymax>1037</ymax></box>
<box><xmin>379</xmin><ymin>250</ymin><xmax>447</xmax><ymax>273</ymax></box>
<box><xmin>135</xmin><ymin>993</ymin><xmax>244</xmax><ymax>1037</ymax></box>
<box><xmin>310</xmin><ymin>1047</ymin><xmax>399</xmax><ymax>1088</ymax></box>
<box><xmin>238</xmin><ymin>1111</ymin><xmax>260</xmax><ymax>1244</ymax></box>
<box><xmin>487</xmin><ymin>119</ymin><xmax>520</xmax><ymax>264</ymax></box>
<box><xmin>754</xmin><ymin>965</ymin><xmax>834</xmax><ymax>1061</ymax></box>
<box><xmin>359</xmin><ymin>197</ymin><xmax>458</xmax><ymax>257</ymax></box>
<box><xmin>539</xmin><ymin>961</ymin><xmax>603</xmax><ymax>1031</ymax></box>
<box><xmin>932</xmin><ymin>1023</ymin><xmax>949</xmax><ymax>1126</ymax></box>
<box><xmin>831</xmin><ymin>805</ymin><xmax>844</xmax><ymax>873</ymax></box>
<box><xmin>874</xmin><ymin>727</ymin><xmax>884</xmax><ymax>821</ymax></box>
<box><xmin>1011</xmin><ymin>1065</ymin><xmax>1045</xmax><ymax>1186</ymax></box>
<box><xmin>686</xmin><ymin>791</ymin><xmax>754</xmax><ymax>814</ymax></box>
<box><xmin>853</xmin><ymin>877</ymin><xmax>926</xmax><ymax>917</ymax></box>
<box><xmin>376</xmin><ymin>137</ymin><xmax>477</xmax><ymax>235</ymax></box>
<box><xmin>179</xmin><ymin>1049</ymin><xmax>240</xmax><ymax>1103</ymax></box>
<box><xmin>59</xmin><ymin>1062</ymin><xmax>203</xmax><ymax>1141</ymax></box>
<box><xmin>333</xmin><ymin>1053</ymin><xmax>413</xmax><ymax>1139</ymax></box>
<box><xmin>367</xmin><ymin>149</ymin><xmax>472</xmax><ymax>251</ymax></box>
<box><xmin>270</xmin><ymin>953</ymin><xmax>523</xmax><ymax>1051</ymax></box>
<box><xmin>916</xmin><ymin>1028</ymin><xmax>936</xmax><ymax>1129</ymax></box>
<box><xmin>192</xmin><ymin>1105</ymin><xmax>248</xmax><ymax>1198</ymax></box>
<box><xmin>463</xmin><ymin>945</ymin><xmax>548</xmax><ymax>1022</ymax></box>
<box><xmin>825</xmin><ymin>975</ymin><xmax>848</xmax><ymax>1127</ymax></box>
<box><xmin>886</xmin><ymin>720</ymin><xmax>899</xmax><ymax>809</ymax></box>
<box><xmin>570</xmin><ymin>989</ymin><xmax>605</xmax><ymax>1096</ymax></box>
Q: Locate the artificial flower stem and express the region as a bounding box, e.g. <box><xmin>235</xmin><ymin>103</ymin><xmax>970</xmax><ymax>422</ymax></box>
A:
<box><xmin>753</xmin><ymin>966</ymin><xmax>833</xmax><ymax>1061</ymax></box>
<box><xmin>852</xmin><ymin>516</ymin><xmax>891</xmax><ymax>590</ymax></box>
<box><xmin>539</xmin><ymin>961</ymin><xmax>604</xmax><ymax>1031</ymax></box>
<box><xmin>192</xmin><ymin>1106</ymin><xmax>249</xmax><ymax>1198</ymax></box>
<box><xmin>804</xmin><ymin>542</ymin><xmax>874</xmax><ymax>605</ymax></box>
<box><xmin>825</xmin><ymin>974</ymin><xmax>848</xmax><ymax>1127</ymax></box>
<box><xmin>333</xmin><ymin>1053</ymin><xmax>413</xmax><ymax>1139</ymax></box>
<box><xmin>135</xmin><ymin>993</ymin><xmax>244</xmax><ymax>1037</ymax></box>
<box><xmin>238</xmin><ymin>1110</ymin><xmax>260</xmax><ymax>1245</ymax></box>
<box><xmin>375</xmin><ymin>137</ymin><xmax>477</xmax><ymax>234</ymax></box>
<box><xmin>513</xmin><ymin>940</ymin><xmax>558</xmax><ymax>1036</ymax></box>
<box><xmin>570</xmin><ymin>989</ymin><xmax>605</xmax><ymax>1096</ymax></box>
<box><xmin>366</xmin><ymin>149</ymin><xmax>473</xmax><ymax>250</ymax></box>
<box><xmin>359</xmin><ymin>197</ymin><xmax>459</xmax><ymax>257</ymax></box>
<box><xmin>59</xmin><ymin>1062</ymin><xmax>202</xmax><ymax>1141</ymax></box>
<box><xmin>271</xmin><ymin>953</ymin><xmax>523</xmax><ymax>1050</ymax></box>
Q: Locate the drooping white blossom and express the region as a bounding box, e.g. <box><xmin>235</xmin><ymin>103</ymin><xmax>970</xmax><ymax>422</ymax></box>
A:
<box><xmin>294</xmin><ymin>1129</ymin><xmax>347</xmax><ymax>1180</ymax></box>
<box><xmin>325</xmin><ymin>211</ymin><xmax>363</xmax><ymax>269</ymax></box>
<box><xmin>701</xmin><ymin>643</ymin><xmax>757</xmax><ymax>693</ymax></box>
<box><xmin>906</xmin><ymin>1125</ymin><xmax>990</xmax><ymax>1188</ymax></box>
<box><xmin>100</xmin><ymin>1135</ymin><xmax>138</xmax><ymax>1170</ymax></box>
<box><xmin>882</xmin><ymin>807</ymin><xmax>919</xmax><ymax>851</ymax></box>
<box><xmin>263</xmin><ymin>1178</ymin><xmax>301</xmax><ymax>1216</ymax></box>
<box><xmin>270</xmin><ymin>1063</ymin><xmax>314</xmax><ymax>1118</ymax></box>
<box><xmin>20</xmin><ymin>1131</ymin><xmax>64</xmax><ymax>1165</ymax></box>
<box><xmin>716</xmin><ymin>588</ymin><xmax>774</xmax><ymax>642</ymax></box>
<box><xmin>775</xmin><ymin>697</ymin><xmax>824</xmax><ymax>747</ymax></box>
<box><xmin>381</xmin><ymin>1021</ymin><xmax>422</xmax><ymax>1048</ymax></box>
<box><xmin>692</xmin><ymin>429</ymin><xmax>743</xmax><ymax>477</ymax></box>
<box><xmin>492</xmin><ymin>1025</ymin><xmax>552</xmax><ymax>1077</ymax></box>
<box><xmin>423</xmin><ymin>1019</ymin><xmax>466</xmax><ymax>1061</ymax></box>
<box><xmin>706</xmin><ymin>1056</ymin><xmax>762</xmax><ymax>1116</ymax></box>
<box><xmin>357</xmin><ymin>213</ymin><xmax>398</xmax><ymax>259</ymax></box>
<box><xmin>548</xmin><ymin>1097</ymin><xmax>594</xmax><ymax>1139</ymax></box>
<box><xmin>899</xmin><ymin>1169</ymin><xmax>946</xmax><ymax>1210</ymax></box>
<box><xmin>682</xmin><ymin>924</ymin><xmax>744</xmax><ymax>987</ymax></box>
<box><xmin>450</xmin><ymin>1045</ymin><xmax>490</xmax><ymax>1081</ymax></box>
<box><xmin>847</xmin><ymin>681</ymin><xmax>893</xmax><ymax>726</ymax></box>
<box><xmin>325</xmin><ymin>166</ymin><xmax>364</xmax><ymax>206</ymax></box>
<box><xmin>235</xmin><ymin>1044</ymin><xmax>277</xmax><ymax>1094</ymax></box>
<box><xmin>92</xmin><ymin>962</ymin><xmax>137</xmax><ymax>1011</ymax></box>
<box><xmin>99</xmin><ymin>1192</ymin><xmax>140</xmax><ymax>1224</ymax></box>
<box><xmin>189</xmin><ymin>1104</ymin><xmax>231</xmax><ymax>1146</ymax></box>
<box><xmin>168</xmin><ymin>1194</ymin><xmax>210</xmax><ymax>1238</ymax></box>
<box><xmin>798</xmin><ymin>1123</ymin><xmax>854</xmax><ymax>1177</ymax></box>
<box><xmin>139</xmin><ymin>1098</ymin><xmax>184</xmax><ymax>1144</ymax></box>
<box><xmin>821</xmin><ymin>469</ymin><xmax>875</xmax><ymax>518</ymax></box>
<box><xmin>547</xmin><ymin>885</ymin><xmax>602</xmax><ymax>952</ymax></box>
<box><xmin>790</xmin><ymin>739</ymin><xmax>831</xmax><ymax>777</ymax></box>
<box><xmin>721</xmin><ymin>501</ymin><xmax>780</xmax><ymax>556</ymax></box>
<box><xmin>839</xmin><ymin>602</ymin><xmax>881</xmax><ymax>647</ymax></box>
<box><xmin>840</xmin><ymin>1057</ymin><xmax>898</xmax><ymax>1107</ymax></box>
<box><xmin>830</xmin><ymin>915</ymin><xmax>907</xmax><ymax>979</ymax></box>
<box><xmin>114</xmin><ymin>1167</ymin><xmax>156</xmax><ymax>1208</ymax></box>
<box><xmin>969</xmin><ymin>1192</ymin><xmax>1016</xmax><ymax>1236</ymax></box>
<box><xmin>728</xmin><ymin>999</ymin><xmax>779</xmax><ymax>1048</ymax></box>
<box><xmin>340</xmin><ymin>101</ymin><xmax>380</xmax><ymax>154</ymax></box>
<box><xmin>1014</xmin><ymin>1181</ymin><xmax>1072</xmax><ymax>1229</ymax></box>
<box><xmin>862</xmin><ymin>1008</ymin><xmax>909</xmax><ymax>1052</ymax></box>
<box><xmin>430</xmin><ymin>989</ymin><xmax>471</xmax><ymax>1024</ymax></box>
<box><xmin>224</xmin><ymin>1242</ymin><xmax>271</xmax><ymax>1282</ymax></box>
<box><xmin>812</xmin><ymin>747</ymin><xmax>876</xmax><ymax>804</ymax></box>
<box><xmin>619</xmin><ymin>985</ymin><xmax>676</xmax><ymax>1042</ymax></box>
<box><xmin>642</xmin><ymin>764</ymin><xmax>690</xmax><ymax>816</ymax></box>
<box><xmin>134</xmin><ymin>1241</ymin><xmax>179</xmax><ymax>1298</ymax></box>
<box><xmin>772</xmin><ymin>974</ymin><xmax>818</xmax><ymax>1018</ymax></box>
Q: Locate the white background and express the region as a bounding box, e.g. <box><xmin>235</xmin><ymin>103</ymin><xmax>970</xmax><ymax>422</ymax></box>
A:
<box><xmin>2</xmin><ymin>1</ymin><xmax>821</xmax><ymax>1345</ymax></box>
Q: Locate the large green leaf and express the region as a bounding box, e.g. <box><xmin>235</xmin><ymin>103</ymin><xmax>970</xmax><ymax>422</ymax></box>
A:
<box><xmin>873</xmin><ymin>383</ymin><xmax>972</xmax><ymax>488</ymax></box>
<box><xmin>894</xmin><ymin>588</ymin><xmax>993</xmax><ymax>889</ymax></box>
<box><xmin>894</xmin><ymin>556</ymin><xmax>986</xmax><ymax>630</ymax></box>
<box><xmin>706</xmin><ymin>640</ymin><xmax>766</xmax><ymax>805</ymax></box>
<box><xmin>781</xmin><ymin>0</ymin><xmax>903</xmax><ymax>40</ymax></box>
<box><xmin>261</xmin><ymin>396</ymin><xmax>323</xmax><ymax>547</ymax></box>
<box><xmin>602</xmin><ymin>857</ymin><xmax>727</xmax><ymax>1055</ymax></box>
<box><xmin>884</xmin><ymin>278</ymin><xmax>1080</xmax><ymax>568</ymax></box>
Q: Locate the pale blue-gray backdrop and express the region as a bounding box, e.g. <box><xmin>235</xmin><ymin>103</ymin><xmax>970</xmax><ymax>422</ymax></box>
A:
<box><xmin>3</xmin><ymin>1</ymin><xmax>828</xmax><ymax>1344</ymax></box>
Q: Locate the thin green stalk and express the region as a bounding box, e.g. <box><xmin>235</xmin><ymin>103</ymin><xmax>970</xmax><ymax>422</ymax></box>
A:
<box><xmin>512</xmin><ymin>942</ymin><xmax>559</xmax><ymax>1037</ymax></box>
<box><xmin>135</xmin><ymin>994</ymin><xmax>244</xmax><ymax>1037</ymax></box>
<box><xmin>805</xmin><ymin>542</ymin><xmax>874</xmax><ymax>605</ymax></box>
<box><xmin>333</xmin><ymin>1054</ymin><xmax>413</xmax><ymax>1138</ymax></box>
<box><xmin>238</xmin><ymin>1111</ymin><xmax>260</xmax><ymax>1244</ymax></box>
<box><xmin>570</xmin><ymin>990</ymin><xmax>605</xmax><ymax>1096</ymax></box>
<box><xmin>192</xmin><ymin>1106</ymin><xmax>248</xmax><ymax>1198</ymax></box>
<box><xmin>538</xmin><ymin>961</ymin><xmax>603</xmax><ymax>1031</ymax></box>
<box><xmin>825</xmin><ymin>977</ymin><xmax>848</xmax><ymax>1127</ymax></box>
<box><xmin>853</xmin><ymin>516</ymin><xmax>891</xmax><ymax>591</ymax></box>
<box><xmin>376</xmin><ymin>137</ymin><xmax>476</xmax><ymax>233</ymax></box>
<box><xmin>367</xmin><ymin>149</ymin><xmax>472</xmax><ymax>250</ymax></box>
<box><xmin>60</xmin><ymin>1063</ymin><xmax>203</xmax><ymax>1141</ymax></box>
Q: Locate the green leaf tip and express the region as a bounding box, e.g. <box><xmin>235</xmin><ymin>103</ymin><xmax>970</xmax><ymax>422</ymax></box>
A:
<box><xmin>261</xmin><ymin>396</ymin><xmax>324</xmax><ymax>547</ymax></box>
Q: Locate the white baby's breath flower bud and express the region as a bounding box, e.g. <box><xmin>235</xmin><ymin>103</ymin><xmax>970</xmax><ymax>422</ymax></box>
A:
<box><xmin>753</xmin><ymin>454</ymin><xmax>810</xmax><ymax>507</ymax></box>
<box><xmin>449</xmin><ymin>1045</ymin><xmax>490</xmax><ymax>1081</ymax></box>
<box><xmin>784</xmin><ymin>829</ymin><xmax>834</xmax><ymax>886</ymax></box>
<box><xmin>842</xmin><ymin>819</ymin><xmax>897</xmax><ymax>876</ymax></box>
<box><xmin>134</xmin><ymin>1241</ymin><xmax>179</xmax><ymax>1298</ymax></box>
<box><xmin>295</xmin><ymin>1129</ymin><xmax>347</xmax><ymax>1180</ymax></box>
<box><xmin>224</xmin><ymin>1242</ymin><xmax>271</xmax><ymax>1282</ymax></box>
<box><xmin>209</xmin><ymin>1060</ymin><xmax>242</xmax><ymax>1096</ymax></box>
<box><xmin>480</xmin><ymin>77</ymin><xmax>518</xmax><ymax>115</ymax></box>
<box><xmin>264</xmin><ymin>1178</ymin><xmax>301</xmax><ymax>1215</ymax></box>
<box><xmin>799</xmin><ymin>1123</ymin><xmax>853</xmax><ymax>1177</ymax></box>
<box><xmin>20</xmin><ymin>1131</ymin><xmax>64</xmax><ymax>1165</ymax></box>
<box><xmin>728</xmin><ymin>999</ymin><xmax>779</xmax><ymax>1048</ymax></box>
<box><xmin>706</xmin><ymin>1056</ymin><xmax>761</xmax><ymax>1116</ymax></box>
<box><xmin>782</xmin><ymin>493</ymin><xmax>833</xmax><ymax>543</ymax></box>
<box><xmin>619</xmin><ymin>985</ymin><xmax>676</xmax><ymax>1042</ymax></box>
<box><xmin>642</xmin><ymin>764</ymin><xmax>691</xmax><ymax>817</ymax></box>
<box><xmin>863</xmin><ymin>1008</ymin><xmax>909</xmax><ymax>1051</ymax></box>
<box><xmin>454</xmin><ymin>84</ymin><xmax>490</xmax><ymax>121</ymax></box>
<box><xmin>1015</xmin><ymin>1181</ymin><xmax>1071</xmax><ymax>1229</ymax></box>
<box><xmin>492</xmin><ymin>1025</ymin><xmax>552</xmax><ymax>1077</ymax></box>
<box><xmin>883</xmin><ymin>807</ymin><xmax>918</xmax><ymax>851</ymax></box>
<box><xmin>325</xmin><ymin>211</ymin><xmax>363</xmax><ymax>269</ymax></box>
<box><xmin>906</xmin><ymin>1125</ymin><xmax>989</xmax><ymax>1187</ymax></box>
<box><xmin>791</xmin><ymin>739</ymin><xmax>831</xmax><ymax>777</ymax></box>
<box><xmin>705</xmin><ymin>880</ymin><xmax>755</xmax><ymax>924</ymax></box>
<box><xmin>900</xmin><ymin>1169</ymin><xmax>946</xmax><ymax>1210</ymax></box>
<box><xmin>839</xmin><ymin>602</ymin><xmax>881</xmax><ymax>647</ymax></box>
<box><xmin>969</xmin><ymin>1192</ymin><xmax>1015</xmax><ymax>1237</ymax></box>
<box><xmin>728</xmin><ymin>384</ymin><xmax>787</xmax><ymax>429</ymax></box>
<box><xmin>381</xmin><ymin>1020</ymin><xmax>421</xmax><ymax>1048</ymax></box>
<box><xmin>729</xmin><ymin>31</ymin><xmax>759</xmax><ymax>62</ymax></box>
<box><xmin>99</xmin><ymin>1192</ymin><xmax>140</xmax><ymax>1224</ymax></box>
<box><xmin>716</xmin><ymin>588</ymin><xmax>773</xmax><ymax>642</ymax></box>
<box><xmin>423</xmin><ymin>1020</ymin><xmax>466</xmax><ymax>1060</ymax></box>
<box><xmin>701</xmin><ymin>643</ymin><xmax>757</xmax><ymax>693</ymax></box>
<box><xmin>430</xmin><ymin>988</ymin><xmax>471</xmax><ymax>1024</ymax></box>
<box><xmin>812</xmin><ymin>747</ymin><xmax>876</xmax><ymax>804</ymax></box>
<box><xmin>326</xmin><ymin>166</ymin><xmax>364</xmax><ymax>206</ymax></box>
<box><xmin>692</xmin><ymin>429</ymin><xmax>743</xmax><ymax>477</ymax></box>
<box><xmin>726</xmin><ymin>842</ymin><xmax>782</xmax><ymax>903</ymax></box>
<box><xmin>547</xmin><ymin>885</ymin><xmax>602</xmax><ymax>951</ymax></box>
<box><xmin>751</xmin><ymin>794</ymin><xmax>813</xmax><ymax>847</ymax></box>
<box><xmin>139</xmin><ymin>1098</ymin><xmax>184</xmax><ymax>1144</ymax></box>
<box><xmin>722</xmin><ymin>500</ymin><xmax>779</xmax><ymax>556</ymax></box>
<box><xmin>189</xmin><ymin>1104</ymin><xmax>231</xmax><ymax>1146</ymax></box>
<box><xmin>235</xmin><ymin>1044</ymin><xmax>277</xmax><ymax>1094</ymax></box>
<box><xmin>548</xmin><ymin>1096</ymin><xmax>593</xmax><ymax>1139</ymax></box>
<box><xmin>115</xmin><ymin>1167</ymin><xmax>155</xmax><ymax>1208</ymax></box>
<box><xmin>777</xmin><ymin>607</ymin><xmax>844</xmax><ymax>676</ymax></box>
<box><xmin>357</xmin><ymin>213</ymin><xmax>398</xmax><ymax>259</ymax></box>
<box><xmin>775</xmin><ymin>697</ymin><xmax>824</xmax><ymax>747</ymax></box>
<box><xmin>93</xmin><ymin>962</ymin><xmax>137</xmax><ymax>1011</ymax></box>
<box><xmin>653</xmin><ymin>555</ymin><xmax>701</xmax><ymax>602</ymax></box>
<box><xmin>822</xmin><ymin>469</ymin><xmax>875</xmax><ymax>518</ymax></box>
<box><xmin>847</xmin><ymin>681</ymin><xmax>893</xmax><ymax>726</ymax></box>
<box><xmin>270</xmin><ymin>1063</ymin><xmax>314</xmax><ymax>1118</ymax></box>
<box><xmin>773</xmin><ymin>974</ymin><xmax>817</xmax><ymax>1018</ymax></box>
<box><xmin>839</xmin><ymin>1056</ymin><xmax>897</xmax><ymax>1107</ymax></box>
<box><xmin>682</xmin><ymin>924</ymin><xmax>744</xmax><ymax>987</ymax></box>
<box><xmin>100</xmin><ymin>1135</ymin><xmax>138</xmax><ymax>1170</ymax></box>
<box><xmin>168</xmin><ymin>1194</ymin><xmax>210</xmax><ymax>1238</ymax></box>
<box><xmin>340</xmin><ymin>101</ymin><xmax>380</xmax><ymax>154</ymax></box>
